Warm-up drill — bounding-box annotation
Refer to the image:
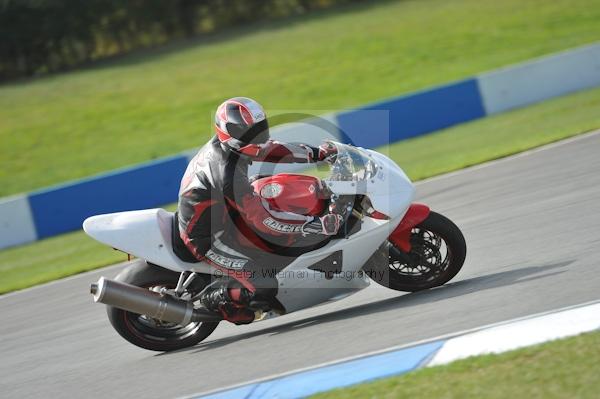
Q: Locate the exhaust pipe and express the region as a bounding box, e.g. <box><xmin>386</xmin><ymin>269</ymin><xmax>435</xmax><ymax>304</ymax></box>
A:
<box><xmin>90</xmin><ymin>277</ymin><xmax>222</xmax><ymax>324</ymax></box>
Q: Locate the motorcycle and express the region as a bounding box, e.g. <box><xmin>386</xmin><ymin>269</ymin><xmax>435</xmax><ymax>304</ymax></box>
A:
<box><xmin>86</xmin><ymin>141</ymin><xmax>466</xmax><ymax>351</ymax></box>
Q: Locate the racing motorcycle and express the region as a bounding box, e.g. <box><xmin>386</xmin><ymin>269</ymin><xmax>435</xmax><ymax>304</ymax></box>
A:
<box><xmin>86</xmin><ymin>142</ymin><xmax>466</xmax><ymax>351</ymax></box>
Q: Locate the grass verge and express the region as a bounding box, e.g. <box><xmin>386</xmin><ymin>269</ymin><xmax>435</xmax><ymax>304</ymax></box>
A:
<box><xmin>313</xmin><ymin>331</ymin><xmax>600</xmax><ymax>399</ymax></box>
<box><xmin>1</xmin><ymin>0</ymin><xmax>599</xmax><ymax>196</ymax></box>
<box><xmin>1</xmin><ymin>86</ymin><xmax>599</xmax><ymax>294</ymax></box>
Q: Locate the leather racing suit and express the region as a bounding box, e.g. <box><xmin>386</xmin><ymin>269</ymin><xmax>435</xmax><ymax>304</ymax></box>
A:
<box><xmin>174</xmin><ymin>136</ymin><xmax>335</xmax><ymax>301</ymax></box>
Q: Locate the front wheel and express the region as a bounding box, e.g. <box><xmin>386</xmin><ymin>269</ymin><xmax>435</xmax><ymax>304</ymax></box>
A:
<box><xmin>106</xmin><ymin>260</ymin><xmax>219</xmax><ymax>351</ymax></box>
<box><xmin>363</xmin><ymin>211</ymin><xmax>466</xmax><ymax>292</ymax></box>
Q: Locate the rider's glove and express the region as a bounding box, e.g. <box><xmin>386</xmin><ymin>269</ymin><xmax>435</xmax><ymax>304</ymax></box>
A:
<box><xmin>320</xmin><ymin>213</ymin><xmax>343</xmax><ymax>235</ymax></box>
<box><xmin>317</xmin><ymin>142</ymin><xmax>338</xmax><ymax>163</ymax></box>
<box><xmin>302</xmin><ymin>213</ymin><xmax>343</xmax><ymax>236</ymax></box>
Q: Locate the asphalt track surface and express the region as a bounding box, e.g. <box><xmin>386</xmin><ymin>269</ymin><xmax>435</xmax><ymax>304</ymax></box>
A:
<box><xmin>2</xmin><ymin>130</ymin><xmax>600</xmax><ymax>398</ymax></box>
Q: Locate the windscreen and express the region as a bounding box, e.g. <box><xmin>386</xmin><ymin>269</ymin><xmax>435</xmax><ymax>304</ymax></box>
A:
<box><xmin>327</xmin><ymin>142</ymin><xmax>379</xmax><ymax>182</ymax></box>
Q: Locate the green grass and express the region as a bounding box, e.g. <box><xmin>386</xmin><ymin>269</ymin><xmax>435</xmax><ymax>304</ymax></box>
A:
<box><xmin>0</xmin><ymin>230</ymin><xmax>126</xmax><ymax>293</ymax></box>
<box><xmin>313</xmin><ymin>331</ymin><xmax>600</xmax><ymax>399</ymax></box>
<box><xmin>1</xmin><ymin>86</ymin><xmax>599</xmax><ymax>294</ymax></box>
<box><xmin>1</xmin><ymin>0</ymin><xmax>600</xmax><ymax>196</ymax></box>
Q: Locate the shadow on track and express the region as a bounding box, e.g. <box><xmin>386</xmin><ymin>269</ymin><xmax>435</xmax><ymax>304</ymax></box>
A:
<box><xmin>157</xmin><ymin>259</ymin><xmax>573</xmax><ymax>356</ymax></box>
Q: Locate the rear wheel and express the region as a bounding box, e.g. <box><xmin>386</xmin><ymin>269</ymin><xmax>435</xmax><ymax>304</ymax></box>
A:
<box><xmin>106</xmin><ymin>260</ymin><xmax>219</xmax><ymax>351</ymax></box>
<box><xmin>364</xmin><ymin>211</ymin><xmax>466</xmax><ymax>292</ymax></box>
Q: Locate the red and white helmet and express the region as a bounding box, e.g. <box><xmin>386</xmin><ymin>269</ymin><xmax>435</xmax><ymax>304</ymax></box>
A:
<box><xmin>215</xmin><ymin>97</ymin><xmax>269</xmax><ymax>155</ymax></box>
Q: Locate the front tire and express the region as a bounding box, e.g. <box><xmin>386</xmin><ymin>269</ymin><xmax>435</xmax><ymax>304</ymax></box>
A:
<box><xmin>364</xmin><ymin>211</ymin><xmax>466</xmax><ymax>292</ymax></box>
<box><xmin>106</xmin><ymin>260</ymin><xmax>219</xmax><ymax>351</ymax></box>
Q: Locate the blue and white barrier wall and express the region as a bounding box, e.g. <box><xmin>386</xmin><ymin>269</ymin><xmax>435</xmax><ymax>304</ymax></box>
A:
<box><xmin>1</xmin><ymin>42</ymin><xmax>599</xmax><ymax>249</ymax></box>
<box><xmin>0</xmin><ymin>195</ymin><xmax>38</xmax><ymax>248</ymax></box>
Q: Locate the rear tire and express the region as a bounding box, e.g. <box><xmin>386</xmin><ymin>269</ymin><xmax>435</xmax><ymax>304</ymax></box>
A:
<box><xmin>106</xmin><ymin>260</ymin><xmax>219</xmax><ymax>351</ymax></box>
<box><xmin>364</xmin><ymin>211</ymin><xmax>466</xmax><ymax>292</ymax></box>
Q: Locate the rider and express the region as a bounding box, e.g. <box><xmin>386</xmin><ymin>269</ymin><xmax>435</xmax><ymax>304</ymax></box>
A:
<box><xmin>175</xmin><ymin>97</ymin><xmax>340</xmax><ymax>324</ymax></box>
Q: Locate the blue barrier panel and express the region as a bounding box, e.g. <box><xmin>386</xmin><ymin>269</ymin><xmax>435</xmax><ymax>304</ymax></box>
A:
<box><xmin>336</xmin><ymin>79</ymin><xmax>485</xmax><ymax>148</ymax></box>
<box><xmin>29</xmin><ymin>155</ymin><xmax>189</xmax><ymax>239</ymax></box>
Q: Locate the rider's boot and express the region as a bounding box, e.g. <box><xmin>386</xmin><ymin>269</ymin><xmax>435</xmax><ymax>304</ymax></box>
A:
<box><xmin>201</xmin><ymin>284</ymin><xmax>256</xmax><ymax>325</ymax></box>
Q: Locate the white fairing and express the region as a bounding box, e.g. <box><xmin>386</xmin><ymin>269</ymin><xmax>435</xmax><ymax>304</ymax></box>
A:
<box><xmin>83</xmin><ymin>209</ymin><xmax>214</xmax><ymax>275</ymax></box>
<box><xmin>367</xmin><ymin>149</ymin><xmax>415</xmax><ymax>217</ymax></box>
<box><xmin>322</xmin><ymin>149</ymin><xmax>414</xmax><ymax>218</ymax></box>
<box><xmin>273</xmin><ymin>216</ymin><xmax>401</xmax><ymax>312</ymax></box>
<box><xmin>83</xmin><ymin>144</ymin><xmax>415</xmax><ymax>314</ymax></box>
<box><xmin>275</xmin><ymin>148</ymin><xmax>414</xmax><ymax>311</ymax></box>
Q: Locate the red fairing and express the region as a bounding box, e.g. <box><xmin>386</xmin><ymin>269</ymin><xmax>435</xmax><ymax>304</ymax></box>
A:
<box><xmin>388</xmin><ymin>203</ymin><xmax>430</xmax><ymax>252</ymax></box>
<box><xmin>251</xmin><ymin>174</ymin><xmax>327</xmax><ymax>216</ymax></box>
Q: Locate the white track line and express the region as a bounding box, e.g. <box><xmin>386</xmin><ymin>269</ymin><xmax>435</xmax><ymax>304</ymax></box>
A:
<box><xmin>182</xmin><ymin>298</ymin><xmax>600</xmax><ymax>398</ymax></box>
<box><xmin>428</xmin><ymin>301</ymin><xmax>600</xmax><ymax>365</ymax></box>
<box><xmin>3</xmin><ymin>128</ymin><xmax>599</xmax><ymax>301</ymax></box>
